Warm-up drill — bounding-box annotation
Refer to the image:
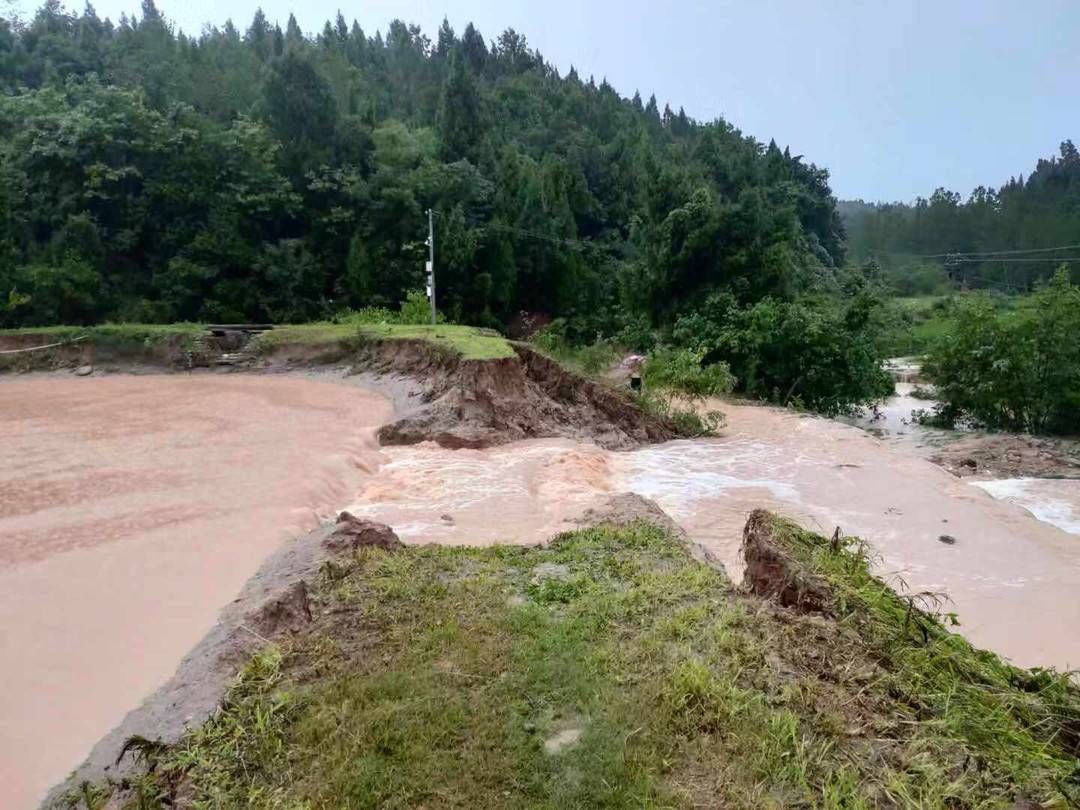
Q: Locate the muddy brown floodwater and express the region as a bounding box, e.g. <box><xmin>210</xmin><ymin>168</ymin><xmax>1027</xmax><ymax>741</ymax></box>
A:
<box><xmin>7</xmin><ymin>374</ymin><xmax>1080</xmax><ymax>810</ymax></box>
<box><xmin>0</xmin><ymin>374</ymin><xmax>391</xmax><ymax>810</ymax></box>
<box><xmin>350</xmin><ymin>401</ymin><xmax>1080</xmax><ymax>674</ymax></box>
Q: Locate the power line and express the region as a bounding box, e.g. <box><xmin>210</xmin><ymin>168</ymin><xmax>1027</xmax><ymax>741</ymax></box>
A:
<box><xmin>874</xmin><ymin>243</ymin><xmax>1080</xmax><ymax>260</ymax></box>
<box><xmin>950</xmin><ymin>257</ymin><xmax>1080</xmax><ymax>263</ymax></box>
<box><xmin>431</xmin><ymin>209</ymin><xmax>599</xmax><ymax>251</ymax></box>
<box><xmin>950</xmin><ymin>243</ymin><xmax>1080</xmax><ymax>258</ymax></box>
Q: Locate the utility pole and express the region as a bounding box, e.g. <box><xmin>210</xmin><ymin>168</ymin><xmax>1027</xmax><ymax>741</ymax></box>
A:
<box><xmin>426</xmin><ymin>208</ymin><xmax>436</xmax><ymax>325</ymax></box>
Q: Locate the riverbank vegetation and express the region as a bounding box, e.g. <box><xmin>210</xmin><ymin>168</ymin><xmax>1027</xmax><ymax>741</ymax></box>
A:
<box><xmin>68</xmin><ymin>516</ymin><xmax>1080</xmax><ymax>809</ymax></box>
<box><xmin>922</xmin><ymin>268</ymin><xmax>1080</xmax><ymax>435</ymax></box>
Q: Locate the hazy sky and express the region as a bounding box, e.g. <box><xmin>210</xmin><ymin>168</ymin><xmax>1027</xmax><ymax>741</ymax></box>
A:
<box><xmin>14</xmin><ymin>0</ymin><xmax>1080</xmax><ymax>201</ymax></box>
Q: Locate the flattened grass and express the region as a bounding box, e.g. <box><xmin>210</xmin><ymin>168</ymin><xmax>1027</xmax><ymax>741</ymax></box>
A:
<box><xmin>79</xmin><ymin>521</ymin><xmax>1080</xmax><ymax>809</ymax></box>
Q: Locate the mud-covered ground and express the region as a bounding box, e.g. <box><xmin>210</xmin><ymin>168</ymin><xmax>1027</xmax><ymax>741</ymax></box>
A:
<box><xmin>931</xmin><ymin>432</ymin><xmax>1080</xmax><ymax>479</ymax></box>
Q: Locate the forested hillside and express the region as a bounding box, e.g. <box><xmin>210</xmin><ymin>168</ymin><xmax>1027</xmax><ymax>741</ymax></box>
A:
<box><xmin>842</xmin><ymin>142</ymin><xmax>1080</xmax><ymax>294</ymax></box>
<box><xmin>0</xmin><ymin>0</ymin><xmax>846</xmax><ymax>333</ymax></box>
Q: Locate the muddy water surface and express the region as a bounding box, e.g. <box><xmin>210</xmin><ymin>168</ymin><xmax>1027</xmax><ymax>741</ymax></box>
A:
<box><xmin>0</xmin><ymin>375</ymin><xmax>391</xmax><ymax>810</ymax></box>
<box><xmin>352</xmin><ymin>402</ymin><xmax>1080</xmax><ymax>673</ymax></box>
<box><xmin>8</xmin><ymin>373</ymin><xmax>1080</xmax><ymax>809</ymax></box>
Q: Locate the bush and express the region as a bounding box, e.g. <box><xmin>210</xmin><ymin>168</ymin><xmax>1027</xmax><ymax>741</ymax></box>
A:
<box><xmin>532</xmin><ymin>320</ymin><xmax>619</xmax><ymax>376</ymax></box>
<box><xmin>924</xmin><ymin>268</ymin><xmax>1080</xmax><ymax>434</ymax></box>
<box><xmin>672</xmin><ymin>291</ymin><xmax>893</xmax><ymax>416</ymax></box>
<box><xmin>332</xmin><ymin>290</ymin><xmax>443</xmax><ymax>327</ymax></box>
<box><xmin>333</xmin><ymin>306</ymin><xmax>398</xmax><ymax>325</ymax></box>
<box><xmin>633</xmin><ymin>388</ymin><xmax>726</xmax><ymax>436</ymax></box>
<box><xmin>399</xmin><ymin>289</ymin><xmax>443</xmax><ymax>325</ymax></box>
<box><xmin>642</xmin><ymin>347</ymin><xmax>734</xmax><ymax>398</ymax></box>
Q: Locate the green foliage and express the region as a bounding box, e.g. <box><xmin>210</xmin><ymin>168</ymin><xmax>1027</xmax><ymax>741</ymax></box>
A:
<box><xmin>531</xmin><ymin>320</ymin><xmax>619</xmax><ymax>376</ymax></box>
<box><xmin>398</xmin><ymin>288</ymin><xmax>441</xmax><ymax>325</ymax></box>
<box><xmin>6</xmin><ymin>254</ymin><xmax>100</xmax><ymax>325</ymax></box>
<box><xmin>875</xmin><ymin>295</ymin><xmax>959</xmax><ymax>356</ymax></box>
<box><xmin>633</xmin><ymin>388</ymin><xmax>726</xmax><ymax>437</ymax></box>
<box><xmin>90</xmin><ymin>520</ymin><xmax>1080</xmax><ymax>808</ymax></box>
<box><xmin>641</xmin><ymin>347</ymin><xmax>734</xmax><ymax>398</ymax></box>
<box><xmin>673</xmin><ymin>290</ymin><xmax>894</xmax><ymax>415</ymax></box>
<box><xmin>0</xmin><ymin>5</ymin><xmax>846</xmax><ymax>339</ymax></box>
<box><xmin>924</xmin><ymin>268</ymin><xmax>1080</xmax><ymax>434</ymax></box>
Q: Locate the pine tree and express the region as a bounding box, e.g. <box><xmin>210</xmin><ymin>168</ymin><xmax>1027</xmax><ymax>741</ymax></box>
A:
<box><xmin>246</xmin><ymin>8</ymin><xmax>270</xmax><ymax>62</ymax></box>
<box><xmin>461</xmin><ymin>22</ymin><xmax>486</xmax><ymax>73</ymax></box>
<box><xmin>437</xmin><ymin>49</ymin><xmax>482</xmax><ymax>162</ymax></box>
<box><xmin>285</xmin><ymin>13</ymin><xmax>302</xmax><ymax>48</ymax></box>
<box><xmin>645</xmin><ymin>94</ymin><xmax>659</xmax><ymax>120</ymax></box>
<box><xmin>435</xmin><ymin>17</ymin><xmax>455</xmax><ymax>60</ymax></box>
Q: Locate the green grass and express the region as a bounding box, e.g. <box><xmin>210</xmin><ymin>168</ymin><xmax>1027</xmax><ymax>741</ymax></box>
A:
<box><xmin>0</xmin><ymin>322</ymin><xmax>205</xmax><ymax>344</ymax></box>
<box><xmin>879</xmin><ymin>293</ymin><xmax>1038</xmax><ymax>357</ymax></box>
<box><xmin>255</xmin><ymin>322</ymin><xmax>516</xmax><ymax>361</ymax></box>
<box><xmin>78</xmin><ymin>518</ymin><xmax>1080</xmax><ymax>809</ymax></box>
<box><xmin>0</xmin><ymin>322</ymin><xmax>515</xmax><ymax>362</ymax></box>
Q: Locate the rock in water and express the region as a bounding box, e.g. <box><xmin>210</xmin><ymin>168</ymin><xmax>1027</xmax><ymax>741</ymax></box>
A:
<box><xmin>324</xmin><ymin>512</ymin><xmax>402</xmax><ymax>553</ymax></box>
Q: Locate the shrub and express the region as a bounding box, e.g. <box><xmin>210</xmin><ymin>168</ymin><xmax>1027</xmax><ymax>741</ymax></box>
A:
<box><xmin>642</xmin><ymin>347</ymin><xmax>734</xmax><ymax>398</ymax></box>
<box><xmin>924</xmin><ymin>268</ymin><xmax>1080</xmax><ymax>434</ymax></box>
<box><xmin>399</xmin><ymin>289</ymin><xmax>442</xmax><ymax>325</ymax></box>
<box><xmin>672</xmin><ymin>291</ymin><xmax>893</xmax><ymax>416</ymax></box>
<box><xmin>532</xmin><ymin>320</ymin><xmax>619</xmax><ymax>376</ymax></box>
<box><xmin>333</xmin><ymin>290</ymin><xmax>444</xmax><ymax>327</ymax></box>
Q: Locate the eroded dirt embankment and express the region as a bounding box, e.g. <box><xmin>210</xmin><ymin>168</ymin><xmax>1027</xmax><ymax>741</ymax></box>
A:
<box><xmin>257</xmin><ymin>336</ymin><xmax>676</xmax><ymax>450</ymax></box>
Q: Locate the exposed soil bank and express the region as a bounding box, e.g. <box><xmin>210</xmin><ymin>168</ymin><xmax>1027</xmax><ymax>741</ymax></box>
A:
<box><xmin>0</xmin><ymin>374</ymin><xmax>392</xmax><ymax>810</ymax></box>
<box><xmin>257</xmin><ymin>336</ymin><xmax>676</xmax><ymax>450</ymax></box>
<box><xmin>0</xmin><ymin>329</ymin><xmax>214</xmax><ymax>372</ymax></box>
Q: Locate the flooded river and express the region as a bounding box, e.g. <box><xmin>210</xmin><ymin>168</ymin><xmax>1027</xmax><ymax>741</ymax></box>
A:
<box><xmin>0</xmin><ymin>375</ymin><xmax>391</xmax><ymax>810</ymax></box>
<box><xmin>4</xmin><ymin>372</ymin><xmax>1080</xmax><ymax>808</ymax></box>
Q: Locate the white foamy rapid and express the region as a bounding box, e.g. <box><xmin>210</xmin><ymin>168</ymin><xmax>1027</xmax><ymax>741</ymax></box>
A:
<box><xmin>973</xmin><ymin>478</ymin><xmax>1080</xmax><ymax>535</ymax></box>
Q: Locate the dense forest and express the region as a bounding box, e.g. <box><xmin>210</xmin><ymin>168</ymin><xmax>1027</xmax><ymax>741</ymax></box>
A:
<box><xmin>841</xmin><ymin>142</ymin><xmax>1080</xmax><ymax>295</ymax></box>
<box><xmin>0</xmin><ymin>0</ymin><xmax>848</xmax><ymax>335</ymax></box>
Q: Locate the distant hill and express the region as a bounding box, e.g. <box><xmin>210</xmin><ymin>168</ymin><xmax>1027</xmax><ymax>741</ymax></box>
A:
<box><xmin>0</xmin><ymin>1</ymin><xmax>844</xmax><ymax>329</ymax></box>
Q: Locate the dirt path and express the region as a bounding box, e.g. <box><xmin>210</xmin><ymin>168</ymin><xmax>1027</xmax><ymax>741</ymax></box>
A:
<box><xmin>0</xmin><ymin>374</ymin><xmax>392</xmax><ymax>810</ymax></box>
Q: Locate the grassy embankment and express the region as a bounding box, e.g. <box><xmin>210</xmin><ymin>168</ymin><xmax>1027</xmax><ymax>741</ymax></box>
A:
<box><xmin>0</xmin><ymin>322</ymin><xmax>516</xmax><ymax>364</ymax></box>
<box><xmin>0</xmin><ymin>322</ymin><xmax>206</xmax><ymax>344</ymax></box>
<box><xmin>75</xmin><ymin>516</ymin><xmax>1080</xmax><ymax>809</ymax></box>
